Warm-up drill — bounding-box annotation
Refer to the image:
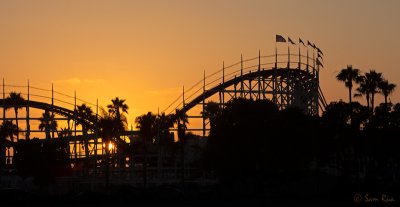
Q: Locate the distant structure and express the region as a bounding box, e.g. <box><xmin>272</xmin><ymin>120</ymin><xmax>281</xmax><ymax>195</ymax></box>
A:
<box><xmin>164</xmin><ymin>35</ymin><xmax>328</xmax><ymax>137</ymax></box>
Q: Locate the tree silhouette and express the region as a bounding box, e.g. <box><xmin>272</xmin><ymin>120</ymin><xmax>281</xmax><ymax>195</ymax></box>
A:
<box><xmin>38</xmin><ymin>111</ymin><xmax>57</xmax><ymax>140</ymax></box>
<box><xmin>201</xmin><ymin>101</ymin><xmax>221</xmax><ymax>129</ymax></box>
<box><xmin>156</xmin><ymin>113</ymin><xmax>175</xmax><ymax>145</ymax></box>
<box><xmin>6</xmin><ymin>92</ymin><xmax>25</xmax><ymax>141</ymax></box>
<box><xmin>336</xmin><ymin>65</ymin><xmax>360</xmax><ymax>103</ymax></box>
<box><xmin>354</xmin><ymin>75</ymin><xmax>371</xmax><ymax>108</ymax></box>
<box><xmin>135</xmin><ymin>112</ymin><xmax>157</xmax><ymax>188</ymax></box>
<box><xmin>97</xmin><ymin>108</ymin><xmax>121</xmax><ymax>187</ymax></box>
<box><xmin>58</xmin><ymin>127</ymin><xmax>72</xmax><ymax>138</ymax></box>
<box><xmin>379</xmin><ymin>79</ymin><xmax>396</xmax><ymax>107</ymax></box>
<box><xmin>107</xmin><ymin>97</ymin><xmax>128</xmax><ymax>130</ymax></box>
<box><xmin>0</xmin><ymin>120</ymin><xmax>18</xmax><ymax>167</ymax></box>
<box><xmin>76</xmin><ymin>104</ymin><xmax>95</xmax><ymax>158</ymax></box>
<box><xmin>0</xmin><ymin>120</ymin><xmax>19</xmax><ymax>143</ymax></box>
<box><xmin>174</xmin><ymin>108</ymin><xmax>188</xmax><ymax>184</ymax></box>
<box><xmin>364</xmin><ymin>70</ymin><xmax>383</xmax><ymax>112</ymax></box>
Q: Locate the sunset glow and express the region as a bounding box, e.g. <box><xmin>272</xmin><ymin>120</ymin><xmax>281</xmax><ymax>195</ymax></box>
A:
<box><xmin>1</xmin><ymin>0</ymin><xmax>399</xmax><ymax>126</ymax></box>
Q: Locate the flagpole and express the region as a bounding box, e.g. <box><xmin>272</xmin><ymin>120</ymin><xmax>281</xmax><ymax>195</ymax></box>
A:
<box><xmin>312</xmin><ymin>46</ymin><xmax>316</xmax><ymax>76</ymax></box>
<box><xmin>275</xmin><ymin>41</ymin><xmax>278</xmax><ymax>68</ymax></box>
<box><xmin>287</xmin><ymin>39</ymin><xmax>290</xmax><ymax>68</ymax></box>
<box><xmin>298</xmin><ymin>41</ymin><xmax>301</xmax><ymax>70</ymax></box>
<box><xmin>306</xmin><ymin>46</ymin><xmax>309</xmax><ymax>73</ymax></box>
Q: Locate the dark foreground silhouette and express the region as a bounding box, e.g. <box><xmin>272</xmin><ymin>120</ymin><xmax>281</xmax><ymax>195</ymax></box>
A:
<box><xmin>1</xmin><ymin>98</ymin><xmax>400</xmax><ymax>206</ymax></box>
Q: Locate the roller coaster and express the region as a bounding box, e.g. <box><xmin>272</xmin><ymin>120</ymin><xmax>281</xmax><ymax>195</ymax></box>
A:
<box><xmin>0</xmin><ymin>41</ymin><xmax>327</xmax><ymax>187</ymax></box>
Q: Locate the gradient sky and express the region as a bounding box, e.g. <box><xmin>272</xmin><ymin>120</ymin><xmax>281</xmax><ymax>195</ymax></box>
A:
<box><xmin>1</xmin><ymin>0</ymin><xmax>399</xmax><ymax>126</ymax></box>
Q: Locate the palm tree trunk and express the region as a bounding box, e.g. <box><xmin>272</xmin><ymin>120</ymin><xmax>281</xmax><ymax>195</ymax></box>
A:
<box><xmin>14</xmin><ymin>109</ymin><xmax>19</xmax><ymax>141</ymax></box>
<box><xmin>84</xmin><ymin>130</ymin><xmax>90</xmax><ymax>162</ymax></box>
<box><xmin>181</xmin><ymin>141</ymin><xmax>185</xmax><ymax>185</ymax></box>
<box><xmin>371</xmin><ymin>93</ymin><xmax>375</xmax><ymax>113</ymax></box>
<box><xmin>349</xmin><ymin>87</ymin><xmax>352</xmax><ymax>103</ymax></box>
<box><xmin>143</xmin><ymin>137</ymin><xmax>147</xmax><ymax>188</ymax></box>
<box><xmin>384</xmin><ymin>95</ymin><xmax>388</xmax><ymax>106</ymax></box>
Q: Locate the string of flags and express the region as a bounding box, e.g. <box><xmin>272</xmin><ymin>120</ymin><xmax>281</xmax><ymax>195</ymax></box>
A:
<box><xmin>276</xmin><ymin>34</ymin><xmax>324</xmax><ymax>68</ymax></box>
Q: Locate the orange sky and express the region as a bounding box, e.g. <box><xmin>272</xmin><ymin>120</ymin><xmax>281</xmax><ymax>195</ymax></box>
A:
<box><xmin>1</xmin><ymin>0</ymin><xmax>400</xmax><ymax>127</ymax></box>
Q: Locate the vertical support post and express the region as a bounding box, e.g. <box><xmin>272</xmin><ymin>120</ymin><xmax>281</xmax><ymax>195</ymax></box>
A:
<box><xmin>202</xmin><ymin>70</ymin><xmax>206</xmax><ymax>138</ymax></box>
<box><xmin>157</xmin><ymin>107</ymin><xmax>161</xmax><ymax>180</ymax></box>
<box><xmin>74</xmin><ymin>91</ymin><xmax>77</xmax><ymax>160</ymax></box>
<box><xmin>287</xmin><ymin>41</ymin><xmax>291</xmax><ymax>107</ymax></box>
<box><xmin>1</xmin><ymin>78</ymin><xmax>5</xmax><ymax>168</ymax></box>
<box><xmin>182</xmin><ymin>86</ymin><xmax>185</xmax><ymax>111</ymax></box>
<box><xmin>3</xmin><ymin>78</ymin><xmax>5</xmax><ymax>122</ymax></box>
<box><xmin>26</xmin><ymin>80</ymin><xmax>30</xmax><ymax>140</ymax></box>
<box><xmin>316</xmin><ymin>66</ymin><xmax>320</xmax><ymax>115</ymax></box>
<box><xmin>312</xmin><ymin>47</ymin><xmax>316</xmax><ymax>76</ymax></box>
<box><xmin>51</xmin><ymin>83</ymin><xmax>55</xmax><ymax>139</ymax></box>
<box><xmin>181</xmin><ymin>85</ymin><xmax>185</xmax><ymax>182</ymax></box>
<box><xmin>298</xmin><ymin>43</ymin><xmax>301</xmax><ymax>70</ymax></box>
<box><xmin>94</xmin><ymin>98</ymin><xmax>99</xmax><ymax>178</ymax></box>
<box><xmin>222</xmin><ymin>62</ymin><xmax>225</xmax><ymax>105</ymax></box>
<box><xmin>273</xmin><ymin>43</ymin><xmax>278</xmax><ymax>105</ymax></box>
<box><xmin>258</xmin><ymin>50</ymin><xmax>261</xmax><ymax>100</ymax></box>
<box><xmin>240</xmin><ymin>54</ymin><xmax>244</xmax><ymax>98</ymax></box>
<box><xmin>234</xmin><ymin>76</ymin><xmax>237</xmax><ymax>99</ymax></box>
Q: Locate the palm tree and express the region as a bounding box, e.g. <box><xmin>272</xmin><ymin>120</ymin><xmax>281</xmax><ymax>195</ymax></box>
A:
<box><xmin>336</xmin><ymin>65</ymin><xmax>360</xmax><ymax>103</ymax></box>
<box><xmin>201</xmin><ymin>101</ymin><xmax>221</xmax><ymax>129</ymax></box>
<box><xmin>58</xmin><ymin>127</ymin><xmax>72</xmax><ymax>138</ymax></box>
<box><xmin>364</xmin><ymin>70</ymin><xmax>383</xmax><ymax>111</ymax></box>
<box><xmin>173</xmin><ymin>108</ymin><xmax>189</xmax><ymax>184</ymax></box>
<box><xmin>0</xmin><ymin>120</ymin><xmax>18</xmax><ymax>143</ymax></box>
<box><xmin>98</xmin><ymin>108</ymin><xmax>122</xmax><ymax>187</ymax></box>
<box><xmin>38</xmin><ymin>111</ymin><xmax>57</xmax><ymax>140</ymax></box>
<box><xmin>157</xmin><ymin>113</ymin><xmax>175</xmax><ymax>145</ymax></box>
<box><xmin>107</xmin><ymin>97</ymin><xmax>129</xmax><ymax>126</ymax></box>
<box><xmin>379</xmin><ymin>80</ymin><xmax>396</xmax><ymax>106</ymax></box>
<box><xmin>135</xmin><ymin>112</ymin><xmax>157</xmax><ymax>188</ymax></box>
<box><xmin>76</xmin><ymin>104</ymin><xmax>95</xmax><ymax>158</ymax></box>
<box><xmin>6</xmin><ymin>92</ymin><xmax>25</xmax><ymax>141</ymax></box>
<box><xmin>0</xmin><ymin>121</ymin><xmax>19</xmax><ymax>167</ymax></box>
<box><xmin>155</xmin><ymin>113</ymin><xmax>175</xmax><ymax>179</ymax></box>
<box><xmin>354</xmin><ymin>75</ymin><xmax>370</xmax><ymax>108</ymax></box>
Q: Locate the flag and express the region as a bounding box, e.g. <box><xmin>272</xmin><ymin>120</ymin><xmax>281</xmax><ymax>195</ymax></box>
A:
<box><xmin>288</xmin><ymin>37</ymin><xmax>296</xmax><ymax>45</ymax></box>
<box><xmin>299</xmin><ymin>38</ymin><xmax>305</xmax><ymax>46</ymax></box>
<box><xmin>307</xmin><ymin>40</ymin><xmax>313</xmax><ymax>48</ymax></box>
<box><xmin>276</xmin><ymin>35</ymin><xmax>286</xmax><ymax>43</ymax></box>
<box><xmin>318</xmin><ymin>53</ymin><xmax>324</xmax><ymax>61</ymax></box>
<box><xmin>317</xmin><ymin>47</ymin><xmax>324</xmax><ymax>56</ymax></box>
<box><xmin>316</xmin><ymin>58</ymin><xmax>324</xmax><ymax>68</ymax></box>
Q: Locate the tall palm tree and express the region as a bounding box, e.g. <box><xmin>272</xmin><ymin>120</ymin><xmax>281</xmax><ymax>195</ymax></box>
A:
<box><xmin>135</xmin><ymin>112</ymin><xmax>157</xmax><ymax>188</ymax></box>
<box><xmin>157</xmin><ymin>113</ymin><xmax>175</xmax><ymax>145</ymax></box>
<box><xmin>155</xmin><ymin>113</ymin><xmax>175</xmax><ymax>179</ymax></box>
<box><xmin>201</xmin><ymin>101</ymin><xmax>221</xmax><ymax>129</ymax></box>
<box><xmin>379</xmin><ymin>80</ymin><xmax>396</xmax><ymax>106</ymax></box>
<box><xmin>98</xmin><ymin>108</ymin><xmax>122</xmax><ymax>187</ymax></box>
<box><xmin>76</xmin><ymin>104</ymin><xmax>95</xmax><ymax>158</ymax></box>
<box><xmin>354</xmin><ymin>75</ymin><xmax>370</xmax><ymax>108</ymax></box>
<box><xmin>107</xmin><ymin>97</ymin><xmax>129</xmax><ymax>125</ymax></box>
<box><xmin>107</xmin><ymin>98</ymin><xmax>128</xmax><ymax>171</ymax></box>
<box><xmin>336</xmin><ymin>65</ymin><xmax>360</xmax><ymax>103</ymax></box>
<box><xmin>38</xmin><ymin>111</ymin><xmax>57</xmax><ymax>140</ymax></box>
<box><xmin>364</xmin><ymin>70</ymin><xmax>383</xmax><ymax>111</ymax></box>
<box><xmin>173</xmin><ymin>108</ymin><xmax>189</xmax><ymax>184</ymax></box>
<box><xmin>6</xmin><ymin>92</ymin><xmax>25</xmax><ymax>141</ymax></box>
